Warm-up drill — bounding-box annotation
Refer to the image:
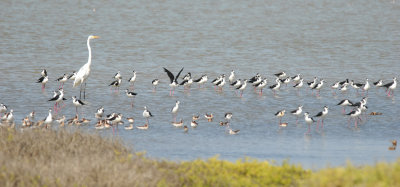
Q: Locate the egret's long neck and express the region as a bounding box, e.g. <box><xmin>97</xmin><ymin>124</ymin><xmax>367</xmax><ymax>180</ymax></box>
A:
<box><xmin>87</xmin><ymin>38</ymin><xmax>92</xmax><ymax>66</ymax></box>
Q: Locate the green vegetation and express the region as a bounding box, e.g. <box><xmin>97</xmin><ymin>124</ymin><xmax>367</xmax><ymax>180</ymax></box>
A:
<box><xmin>0</xmin><ymin>127</ymin><xmax>399</xmax><ymax>186</ymax></box>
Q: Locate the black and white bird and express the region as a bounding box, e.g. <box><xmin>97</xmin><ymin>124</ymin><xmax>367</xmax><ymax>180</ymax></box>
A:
<box><xmin>249</xmin><ymin>73</ymin><xmax>261</xmax><ymax>84</ymax></box>
<box><xmin>215</xmin><ymin>74</ymin><xmax>226</xmax><ymax>91</ymax></box>
<box><xmin>128</xmin><ymin>70</ymin><xmax>137</xmax><ymax>88</ymax></box>
<box><xmin>339</xmin><ymin>84</ymin><xmax>348</xmax><ymax>93</ymax></box>
<box><xmin>55</xmin><ymin>74</ymin><xmax>68</xmax><ymax>88</ymax></box>
<box><xmin>163</xmin><ymin>67</ymin><xmax>184</xmax><ymax>96</ymax></box>
<box><xmin>193</xmin><ymin>75</ymin><xmax>208</xmax><ymax>88</ymax></box>
<box><xmin>225</xmin><ymin>112</ymin><xmax>233</xmax><ymax>122</ymax></box>
<box><xmin>293</xmin><ymin>78</ymin><xmax>304</xmax><ymax>93</ymax></box>
<box><xmin>180</xmin><ymin>75</ymin><xmax>193</xmax><ymax>91</ymax></box>
<box><xmin>269</xmin><ymin>78</ymin><xmax>281</xmax><ymax>96</ymax></box>
<box><xmin>0</xmin><ymin>103</ymin><xmax>7</xmax><ymax>118</ymax></box>
<box><xmin>313</xmin><ymin>106</ymin><xmax>329</xmax><ymax>130</ymax></box>
<box><xmin>95</xmin><ymin>106</ymin><xmax>104</xmax><ymax>119</ymax></box>
<box><xmin>274</xmin><ymin>72</ymin><xmax>286</xmax><ymax>78</ymax></box>
<box><xmin>228</xmin><ymin>70</ymin><xmax>235</xmax><ymax>83</ymax></box>
<box><xmin>304</xmin><ymin>112</ymin><xmax>316</xmax><ymax>134</ymax></box>
<box><xmin>290</xmin><ymin>105</ymin><xmax>303</xmax><ymax>124</ymax></box>
<box><xmin>3</xmin><ymin>109</ymin><xmax>14</xmax><ymax>124</ymax></box>
<box><xmin>125</xmin><ymin>89</ymin><xmax>137</xmax><ymax>107</ymax></box>
<box><xmin>171</xmin><ymin>101</ymin><xmax>180</xmax><ymax>122</ymax></box>
<box><xmin>109</xmin><ymin>78</ymin><xmax>122</xmax><ymax>92</ymax></box>
<box><xmin>182</xmin><ymin>72</ymin><xmax>191</xmax><ymax>81</ymax></box>
<box><xmin>346</xmin><ymin>107</ymin><xmax>362</xmax><ymax>128</ymax></box>
<box><xmin>143</xmin><ymin>106</ymin><xmax>153</xmax><ymax>124</ymax></box>
<box><xmin>291</xmin><ymin>74</ymin><xmax>301</xmax><ymax>82</ymax></box>
<box><xmin>37</xmin><ymin>75</ymin><xmax>48</xmax><ymax>91</ymax></box>
<box><xmin>331</xmin><ymin>81</ymin><xmax>340</xmax><ymax>95</ymax></box>
<box><xmin>114</xmin><ymin>71</ymin><xmax>122</xmax><ymax>79</ymax></box>
<box><xmin>41</xmin><ymin>69</ymin><xmax>47</xmax><ymax>77</ymax></box>
<box><xmin>230</xmin><ymin>79</ymin><xmax>242</xmax><ymax>88</ymax></box>
<box><xmin>373</xmin><ymin>79</ymin><xmax>383</xmax><ymax>87</ymax></box>
<box><xmin>48</xmin><ymin>88</ymin><xmax>65</xmax><ymax>113</ymax></box>
<box><xmin>307</xmin><ymin>77</ymin><xmax>318</xmax><ymax>90</ymax></box>
<box><xmin>68</xmin><ymin>71</ymin><xmax>76</xmax><ymax>80</ymax></box>
<box><xmin>337</xmin><ymin>99</ymin><xmax>354</xmax><ymax>114</ymax></box>
<box><xmin>311</xmin><ymin>79</ymin><xmax>325</xmax><ymax>96</ymax></box>
<box><xmin>152</xmin><ymin>79</ymin><xmax>159</xmax><ymax>91</ymax></box>
<box><xmin>383</xmin><ymin>77</ymin><xmax>397</xmax><ymax>97</ymax></box>
<box><xmin>254</xmin><ymin>78</ymin><xmax>267</xmax><ymax>96</ymax></box>
<box><xmin>275</xmin><ymin>109</ymin><xmax>285</xmax><ymax>125</ymax></box>
<box><xmin>72</xmin><ymin>96</ymin><xmax>85</xmax><ymax>115</ymax></box>
<box><xmin>280</xmin><ymin>77</ymin><xmax>291</xmax><ymax>87</ymax></box>
<box><xmin>236</xmin><ymin>79</ymin><xmax>248</xmax><ymax>97</ymax></box>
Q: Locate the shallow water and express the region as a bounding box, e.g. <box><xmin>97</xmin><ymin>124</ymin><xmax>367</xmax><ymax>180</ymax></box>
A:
<box><xmin>0</xmin><ymin>0</ymin><xmax>400</xmax><ymax>168</ymax></box>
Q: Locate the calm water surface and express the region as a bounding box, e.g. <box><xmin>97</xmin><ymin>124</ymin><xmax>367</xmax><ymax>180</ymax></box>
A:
<box><xmin>0</xmin><ymin>0</ymin><xmax>400</xmax><ymax>168</ymax></box>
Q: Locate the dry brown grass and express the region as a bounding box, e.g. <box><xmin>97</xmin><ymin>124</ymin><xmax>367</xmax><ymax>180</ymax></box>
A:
<box><xmin>0</xmin><ymin>127</ymin><xmax>166</xmax><ymax>187</ymax></box>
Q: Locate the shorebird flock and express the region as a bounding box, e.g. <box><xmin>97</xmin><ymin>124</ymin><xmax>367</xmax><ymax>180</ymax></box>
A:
<box><xmin>0</xmin><ymin>36</ymin><xmax>398</xmax><ymax>136</ymax></box>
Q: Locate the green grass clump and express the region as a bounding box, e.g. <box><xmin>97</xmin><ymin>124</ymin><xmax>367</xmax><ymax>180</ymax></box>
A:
<box><xmin>1</xmin><ymin>126</ymin><xmax>400</xmax><ymax>187</ymax></box>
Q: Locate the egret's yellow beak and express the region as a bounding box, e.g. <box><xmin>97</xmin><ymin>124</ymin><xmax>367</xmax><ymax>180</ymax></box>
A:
<box><xmin>93</xmin><ymin>36</ymin><xmax>100</xmax><ymax>39</ymax></box>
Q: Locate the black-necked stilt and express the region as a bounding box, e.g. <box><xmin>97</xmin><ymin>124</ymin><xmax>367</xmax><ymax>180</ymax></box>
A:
<box><xmin>230</xmin><ymin>79</ymin><xmax>242</xmax><ymax>88</ymax></box>
<box><xmin>125</xmin><ymin>89</ymin><xmax>137</xmax><ymax>107</ymax></box>
<box><xmin>311</xmin><ymin>79</ymin><xmax>325</xmax><ymax>96</ymax></box>
<box><xmin>293</xmin><ymin>79</ymin><xmax>304</xmax><ymax>94</ymax></box>
<box><xmin>171</xmin><ymin>101</ymin><xmax>180</xmax><ymax>122</ymax></box>
<box><xmin>225</xmin><ymin>112</ymin><xmax>232</xmax><ymax>122</ymax></box>
<box><xmin>109</xmin><ymin>78</ymin><xmax>122</xmax><ymax>92</ymax></box>
<box><xmin>269</xmin><ymin>78</ymin><xmax>281</xmax><ymax>96</ymax></box>
<box><xmin>280</xmin><ymin>77</ymin><xmax>291</xmax><ymax>87</ymax></box>
<box><xmin>254</xmin><ymin>78</ymin><xmax>267</xmax><ymax>96</ymax></box>
<box><xmin>212</xmin><ymin>75</ymin><xmax>223</xmax><ymax>86</ymax></box>
<box><xmin>236</xmin><ymin>79</ymin><xmax>248</xmax><ymax>97</ymax></box>
<box><xmin>55</xmin><ymin>74</ymin><xmax>68</xmax><ymax>88</ymax></box>
<box><xmin>275</xmin><ymin>110</ymin><xmax>285</xmax><ymax>125</ymax></box>
<box><xmin>337</xmin><ymin>99</ymin><xmax>353</xmax><ymax>114</ymax></box>
<box><xmin>68</xmin><ymin>71</ymin><xmax>76</xmax><ymax>80</ymax></box>
<box><xmin>182</xmin><ymin>72</ymin><xmax>191</xmax><ymax>81</ymax></box>
<box><xmin>307</xmin><ymin>77</ymin><xmax>318</xmax><ymax>90</ymax></box>
<box><xmin>163</xmin><ymin>67</ymin><xmax>184</xmax><ymax>96</ymax></box>
<box><xmin>313</xmin><ymin>106</ymin><xmax>328</xmax><ymax>130</ymax></box>
<box><xmin>339</xmin><ymin>84</ymin><xmax>348</xmax><ymax>94</ymax></box>
<box><xmin>29</xmin><ymin>110</ymin><xmax>35</xmax><ymax>119</ymax></box>
<box><xmin>37</xmin><ymin>75</ymin><xmax>48</xmax><ymax>91</ymax></box>
<box><xmin>41</xmin><ymin>69</ymin><xmax>47</xmax><ymax>77</ymax></box>
<box><xmin>362</xmin><ymin>78</ymin><xmax>370</xmax><ymax>96</ymax></box>
<box><xmin>95</xmin><ymin>106</ymin><xmax>104</xmax><ymax>119</ymax></box>
<box><xmin>291</xmin><ymin>74</ymin><xmax>301</xmax><ymax>82</ymax></box>
<box><xmin>331</xmin><ymin>81</ymin><xmax>340</xmax><ymax>95</ymax></box>
<box><xmin>193</xmin><ymin>74</ymin><xmax>208</xmax><ymax>88</ymax></box>
<box><xmin>48</xmin><ymin>88</ymin><xmax>65</xmax><ymax>113</ymax></box>
<box><xmin>250</xmin><ymin>76</ymin><xmax>262</xmax><ymax>92</ymax></box>
<box><xmin>339</xmin><ymin>79</ymin><xmax>349</xmax><ymax>86</ymax></box>
<box><xmin>152</xmin><ymin>79</ymin><xmax>159</xmax><ymax>91</ymax></box>
<box><xmin>3</xmin><ymin>109</ymin><xmax>14</xmax><ymax>124</ymax></box>
<box><xmin>72</xmin><ymin>96</ymin><xmax>85</xmax><ymax>115</ymax></box>
<box><xmin>215</xmin><ymin>74</ymin><xmax>226</xmax><ymax>91</ymax></box>
<box><xmin>373</xmin><ymin>79</ymin><xmax>383</xmax><ymax>87</ymax></box>
<box><xmin>114</xmin><ymin>71</ymin><xmax>122</xmax><ymax>80</ymax></box>
<box><xmin>350</xmin><ymin>80</ymin><xmax>363</xmax><ymax>95</ymax></box>
<box><xmin>274</xmin><ymin>72</ymin><xmax>286</xmax><ymax>78</ymax></box>
<box><xmin>249</xmin><ymin>73</ymin><xmax>261</xmax><ymax>83</ymax></box>
<box><xmin>291</xmin><ymin>105</ymin><xmax>303</xmax><ymax>124</ymax></box>
<box><xmin>143</xmin><ymin>106</ymin><xmax>153</xmax><ymax>124</ymax></box>
<box><xmin>346</xmin><ymin>107</ymin><xmax>362</xmax><ymax>128</ymax></box>
<box><xmin>128</xmin><ymin>71</ymin><xmax>137</xmax><ymax>89</ymax></box>
<box><xmin>383</xmin><ymin>77</ymin><xmax>397</xmax><ymax>97</ymax></box>
<box><xmin>228</xmin><ymin>70</ymin><xmax>235</xmax><ymax>83</ymax></box>
<box><xmin>180</xmin><ymin>76</ymin><xmax>193</xmax><ymax>92</ymax></box>
<box><xmin>304</xmin><ymin>112</ymin><xmax>315</xmax><ymax>134</ymax></box>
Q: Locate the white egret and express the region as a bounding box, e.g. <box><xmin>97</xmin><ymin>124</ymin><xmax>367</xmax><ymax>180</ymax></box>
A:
<box><xmin>73</xmin><ymin>35</ymin><xmax>100</xmax><ymax>99</ymax></box>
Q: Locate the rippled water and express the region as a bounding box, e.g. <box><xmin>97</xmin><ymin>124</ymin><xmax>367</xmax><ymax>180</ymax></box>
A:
<box><xmin>1</xmin><ymin>0</ymin><xmax>400</xmax><ymax>168</ymax></box>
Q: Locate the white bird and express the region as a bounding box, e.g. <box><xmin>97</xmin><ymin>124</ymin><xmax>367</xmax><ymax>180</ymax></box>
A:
<box><xmin>128</xmin><ymin>71</ymin><xmax>137</xmax><ymax>88</ymax></box>
<box><xmin>228</xmin><ymin>70</ymin><xmax>235</xmax><ymax>83</ymax></box>
<box><xmin>362</xmin><ymin>78</ymin><xmax>370</xmax><ymax>96</ymax></box>
<box><xmin>0</xmin><ymin>103</ymin><xmax>7</xmax><ymax>118</ymax></box>
<box><xmin>114</xmin><ymin>71</ymin><xmax>122</xmax><ymax>79</ymax></box>
<box><xmin>171</xmin><ymin>101</ymin><xmax>180</xmax><ymax>122</ymax></box>
<box><xmin>44</xmin><ymin>109</ymin><xmax>53</xmax><ymax>128</ymax></box>
<box><xmin>95</xmin><ymin>106</ymin><xmax>104</xmax><ymax>119</ymax></box>
<box><xmin>73</xmin><ymin>35</ymin><xmax>100</xmax><ymax>100</ymax></box>
<box><xmin>152</xmin><ymin>79</ymin><xmax>159</xmax><ymax>91</ymax></box>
